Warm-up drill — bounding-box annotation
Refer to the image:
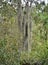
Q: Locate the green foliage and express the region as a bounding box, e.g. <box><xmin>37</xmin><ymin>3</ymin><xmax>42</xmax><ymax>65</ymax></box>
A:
<box><xmin>0</xmin><ymin>1</ymin><xmax>48</xmax><ymax>65</ymax></box>
<box><xmin>20</xmin><ymin>5</ymin><xmax>48</xmax><ymax>65</ymax></box>
<box><xmin>0</xmin><ymin>3</ymin><xmax>16</xmax><ymax>17</ymax></box>
<box><xmin>20</xmin><ymin>42</ymin><xmax>48</xmax><ymax>65</ymax></box>
<box><xmin>0</xmin><ymin>3</ymin><xmax>22</xmax><ymax>65</ymax></box>
<box><xmin>0</xmin><ymin>39</ymin><xmax>20</xmax><ymax>65</ymax></box>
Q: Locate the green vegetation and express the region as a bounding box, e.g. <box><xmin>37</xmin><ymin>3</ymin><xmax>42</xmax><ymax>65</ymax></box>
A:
<box><xmin>0</xmin><ymin>1</ymin><xmax>48</xmax><ymax>65</ymax></box>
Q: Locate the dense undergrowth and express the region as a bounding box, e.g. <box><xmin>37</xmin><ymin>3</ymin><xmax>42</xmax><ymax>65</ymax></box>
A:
<box><xmin>0</xmin><ymin>2</ymin><xmax>48</xmax><ymax>65</ymax></box>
